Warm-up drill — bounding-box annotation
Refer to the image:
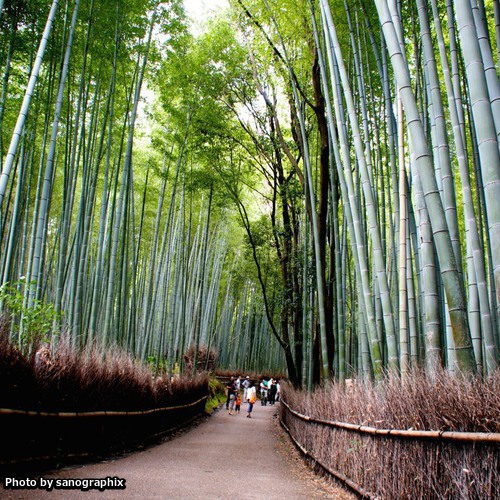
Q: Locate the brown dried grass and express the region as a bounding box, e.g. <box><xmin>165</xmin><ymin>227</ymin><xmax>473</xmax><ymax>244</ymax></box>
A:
<box><xmin>0</xmin><ymin>321</ymin><xmax>210</xmax><ymax>470</ymax></box>
<box><xmin>284</xmin><ymin>368</ymin><xmax>499</xmax><ymax>433</ymax></box>
<box><xmin>213</xmin><ymin>367</ymin><xmax>287</xmax><ymax>381</ymax></box>
<box><xmin>182</xmin><ymin>344</ymin><xmax>218</xmax><ymax>374</ymax></box>
<box><xmin>0</xmin><ymin>323</ymin><xmax>209</xmax><ymax>413</ymax></box>
<box><xmin>281</xmin><ymin>368</ymin><xmax>500</xmax><ymax>499</ymax></box>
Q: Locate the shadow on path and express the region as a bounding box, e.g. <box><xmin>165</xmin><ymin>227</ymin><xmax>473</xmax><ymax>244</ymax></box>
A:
<box><xmin>3</xmin><ymin>403</ymin><xmax>351</xmax><ymax>499</ymax></box>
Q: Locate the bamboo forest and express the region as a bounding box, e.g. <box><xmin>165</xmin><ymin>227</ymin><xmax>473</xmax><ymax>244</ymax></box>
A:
<box><xmin>0</xmin><ymin>0</ymin><xmax>499</xmax><ymax>497</ymax></box>
<box><xmin>1</xmin><ymin>0</ymin><xmax>499</xmax><ymax>384</ymax></box>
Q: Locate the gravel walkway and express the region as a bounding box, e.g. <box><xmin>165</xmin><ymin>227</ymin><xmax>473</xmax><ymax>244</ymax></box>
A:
<box><xmin>3</xmin><ymin>403</ymin><xmax>353</xmax><ymax>499</ymax></box>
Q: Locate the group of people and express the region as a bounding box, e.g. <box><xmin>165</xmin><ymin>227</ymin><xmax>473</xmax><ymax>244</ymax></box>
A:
<box><xmin>225</xmin><ymin>376</ymin><xmax>280</xmax><ymax>418</ymax></box>
<box><xmin>258</xmin><ymin>378</ymin><xmax>279</xmax><ymax>406</ymax></box>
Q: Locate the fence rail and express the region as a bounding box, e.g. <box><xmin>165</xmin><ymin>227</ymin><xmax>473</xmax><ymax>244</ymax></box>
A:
<box><xmin>281</xmin><ymin>399</ymin><xmax>500</xmax><ymax>444</ymax></box>
<box><xmin>0</xmin><ymin>395</ymin><xmax>208</xmax><ymax>418</ymax></box>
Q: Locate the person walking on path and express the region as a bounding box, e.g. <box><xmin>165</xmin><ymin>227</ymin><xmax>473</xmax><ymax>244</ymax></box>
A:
<box><xmin>268</xmin><ymin>379</ymin><xmax>277</xmax><ymax>405</ymax></box>
<box><xmin>228</xmin><ymin>390</ymin><xmax>236</xmax><ymax>415</ymax></box>
<box><xmin>242</xmin><ymin>375</ymin><xmax>250</xmax><ymax>401</ymax></box>
<box><xmin>235</xmin><ymin>391</ymin><xmax>242</xmax><ymax>414</ymax></box>
<box><xmin>226</xmin><ymin>377</ymin><xmax>235</xmax><ymax>410</ymax></box>
<box><xmin>246</xmin><ymin>381</ymin><xmax>257</xmax><ymax>418</ymax></box>
<box><xmin>260</xmin><ymin>378</ymin><xmax>268</xmax><ymax>406</ymax></box>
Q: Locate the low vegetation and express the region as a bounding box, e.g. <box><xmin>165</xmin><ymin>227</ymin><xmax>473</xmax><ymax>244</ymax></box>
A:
<box><xmin>0</xmin><ymin>327</ymin><xmax>208</xmax><ymax>413</ymax></box>
<box><xmin>205</xmin><ymin>377</ymin><xmax>226</xmax><ymax>413</ymax></box>
<box><xmin>282</xmin><ymin>369</ymin><xmax>499</xmax><ymax>433</ymax></box>
<box><xmin>213</xmin><ymin>368</ymin><xmax>287</xmax><ymax>382</ymax></box>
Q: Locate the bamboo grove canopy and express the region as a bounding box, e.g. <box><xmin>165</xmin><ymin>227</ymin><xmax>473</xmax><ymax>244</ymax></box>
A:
<box><xmin>0</xmin><ymin>0</ymin><xmax>498</xmax><ymax>387</ymax></box>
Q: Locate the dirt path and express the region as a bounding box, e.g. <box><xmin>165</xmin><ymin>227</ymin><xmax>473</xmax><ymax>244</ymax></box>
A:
<box><xmin>3</xmin><ymin>403</ymin><xmax>353</xmax><ymax>499</ymax></box>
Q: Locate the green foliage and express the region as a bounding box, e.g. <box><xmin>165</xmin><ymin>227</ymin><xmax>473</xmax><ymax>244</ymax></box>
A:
<box><xmin>0</xmin><ymin>279</ymin><xmax>60</xmax><ymax>348</ymax></box>
<box><xmin>145</xmin><ymin>355</ymin><xmax>181</xmax><ymax>375</ymax></box>
<box><xmin>205</xmin><ymin>377</ymin><xmax>226</xmax><ymax>413</ymax></box>
<box><xmin>146</xmin><ymin>354</ymin><xmax>167</xmax><ymax>372</ymax></box>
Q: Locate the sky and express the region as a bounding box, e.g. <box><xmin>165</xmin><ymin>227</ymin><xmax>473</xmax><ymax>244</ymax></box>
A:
<box><xmin>183</xmin><ymin>0</ymin><xmax>229</xmax><ymax>33</ymax></box>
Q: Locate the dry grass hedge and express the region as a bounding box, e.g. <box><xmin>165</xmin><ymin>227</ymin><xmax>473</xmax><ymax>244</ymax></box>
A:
<box><xmin>280</xmin><ymin>369</ymin><xmax>499</xmax><ymax>499</ymax></box>
<box><xmin>183</xmin><ymin>344</ymin><xmax>218</xmax><ymax>374</ymax></box>
<box><xmin>213</xmin><ymin>367</ymin><xmax>287</xmax><ymax>381</ymax></box>
<box><xmin>0</xmin><ymin>326</ymin><xmax>209</xmax><ymax>473</ymax></box>
<box><xmin>0</xmin><ymin>333</ymin><xmax>209</xmax><ymax>413</ymax></box>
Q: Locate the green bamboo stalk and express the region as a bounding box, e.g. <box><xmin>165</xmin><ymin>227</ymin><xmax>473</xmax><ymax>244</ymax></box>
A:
<box><xmin>320</xmin><ymin>0</ymin><xmax>398</xmax><ymax>369</ymax></box>
<box><xmin>430</xmin><ymin>0</ymin><xmax>497</xmax><ymax>372</ymax></box>
<box><xmin>454</xmin><ymin>0</ymin><xmax>500</xmax><ymax>333</ymax></box>
<box><xmin>317</xmin><ymin>2</ymin><xmax>383</xmax><ymax>376</ymax></box>
<box><xmin>470</xmin><ymin>0</ymin><xmax>500</xmax><ymax>141</ymax></box>
<box><xmin>31</xmin><ymin>0</ymin><xmax>80</xmax><ymax>323</ymax></box>
<box><xmin>0</xmin><ymin>0</ymin><xmax>60</xmax><ymax>216</ymax></box>
<box><xmin>398</xmin><ymin>95</ymin><xmax>409</xmax><ymax>375</ymax></box>
<box><xmin>375</xmin><ymin>0</ymin><xmax>476</xmax><ymax>372</ymax></box>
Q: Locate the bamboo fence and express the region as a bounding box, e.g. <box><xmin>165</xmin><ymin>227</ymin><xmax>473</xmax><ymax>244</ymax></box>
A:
<box><xmin>280</xmin><ymin>398</ymin><xmax>500</xmax><ymax>498</ymax></box>
<box><xmin>0</xmin><ymin>395</ymin><xmax>209</xmax><ymax>473</ymax></box>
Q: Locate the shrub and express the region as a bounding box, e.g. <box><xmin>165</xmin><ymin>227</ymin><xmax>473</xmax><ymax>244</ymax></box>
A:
<box><xmin>0</xmin><ymin>279</ymin><xmax>60</xmax><ymax>350</ymax></box>
<box><xmin>205</xmin><ymin>377</ymin><xmax>226</xmax><ymax>413</ymax></box>
<box><xmin>213</xmin><ymin>367</ymin><xmax>287</xmax><ymax>381</ymax></box>
<box><xmin>183</xmin><ymin>344</ymin><xmax>218</xmax><ymax>374</ymax></box>
<box><xmin>0</xmin><ymin>331</ymin><xmax>209</xmax><ymax>413</ymax></box>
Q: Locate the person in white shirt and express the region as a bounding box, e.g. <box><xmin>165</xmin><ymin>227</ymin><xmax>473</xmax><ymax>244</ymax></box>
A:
<box><xmin>259</xmin><ymin>379</ymin><xmax>268</xmax><ymax>406</ymax></box>
<box><xmin>242</xmin><ymin>376</ymin><xmax>250</xmax><ymax>401</ymax></box>
<box><xmin>246</xmin><ymin>382</ymin><xmax>257</xmax><ymax>418</ymax></box>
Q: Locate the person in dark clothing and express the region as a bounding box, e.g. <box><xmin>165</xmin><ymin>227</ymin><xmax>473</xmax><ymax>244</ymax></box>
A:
<box><xmin>225</xmin><ymin>377</ymin><xmax>235</xmax><ymax>410</ymax></box>
<box><xmin>268</xmin><ymin>379</ymin><xmax>277</xmax><ymax>405</ymax></box>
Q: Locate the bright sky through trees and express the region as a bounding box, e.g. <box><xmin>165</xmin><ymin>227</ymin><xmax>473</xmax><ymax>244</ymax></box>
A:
<box><xmin>184</xmin><ymin>0</ymin><xmax>229</xmax><ymax>33</ymax></box>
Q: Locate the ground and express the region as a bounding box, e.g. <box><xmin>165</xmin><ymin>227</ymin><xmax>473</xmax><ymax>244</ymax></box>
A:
<box><xmin>270</xmin><ymin>408</ymin><xmax>354</xmax><ymax>499</ymax></box>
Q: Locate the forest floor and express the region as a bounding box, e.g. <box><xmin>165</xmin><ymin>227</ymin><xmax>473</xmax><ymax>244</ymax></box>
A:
<box><xmin>3</xmin><ymin>402</ymin><xmax>354</xmax><ymax>499</ymax></box>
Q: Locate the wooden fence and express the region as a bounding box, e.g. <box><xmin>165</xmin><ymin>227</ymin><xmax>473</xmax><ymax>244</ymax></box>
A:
<box><xmin>280</xmin><ymin>399</ymin><xmax>499</xmax><ymax>499</ymax></box>
<box><xmin>0</xmin><ymin>395</ymin><xmax>208</xmax><ymax>474</ymax></box>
